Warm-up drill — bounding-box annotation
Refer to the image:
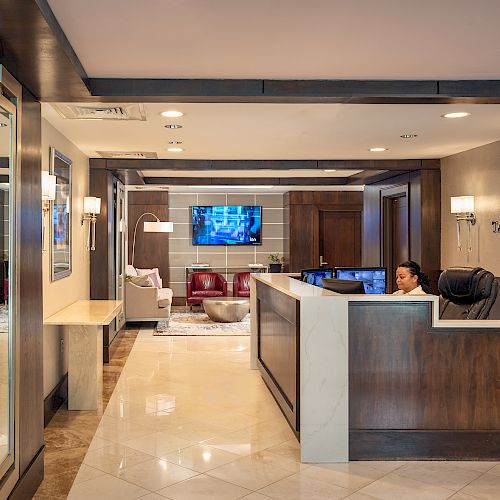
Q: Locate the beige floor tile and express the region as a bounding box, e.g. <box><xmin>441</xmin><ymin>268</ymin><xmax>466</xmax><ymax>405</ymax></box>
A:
<box><xmin>344</xmin><ymin>493</ymin><xmax>379</xmax><ymax>500</ymax></box>
<box><xmin>72</xmin><ymin>464</ymin><xmax>106</xmax><ymax>485</ymax></box>
<box><xmin>206</xmin><ymin>454</ymin><xmax>295</xmax><ymax>490</ymax></box>
<box><xmin>244</xmin><ymin>450</ymin><xmax>309</xmax><ymax>473</ymax></box>
<box><xmin>163</xmin><ymin>419</ymin><xmax>230</xmax><ymax>442</ymax></box>
<box><xmin>265</xmin><ymin>439</ymin><xmax>301</xmax><ymax>462</ymax></box>
<box><xmin>116</xmin><ymin>457</ymin><xmax>198</xmax><ymax>491</ymax></box>
<box><xmin>163</xmin><ymin>444</ymin><xmax>241</xmax><ymax>473</ymax></box>
<box><xmin>83</xmin><ymin>443</ymin><xmax>154</xmax><ymax>475</ymax></box>
<box><xmin>88</xmin><ymin>436</ymin><xmax>113</xmax><ymax>451</ymax></box>
<box><xmin>240</xmin><ymin>494</ymin><xmax>274</xmax><ymax>500</ymax></box>
<box><xmin>485</xmin><ymin>462</ymin><xmax>500</xmax><ymax>476</ymax></box>
<box><xmin>357</xmin><ymin>472</ymin><xmax>455</xmax><ymax>500</ymax></box>
<box><xmin>301</xmin><ymin>461</ymin><xmax>397</xmax><ymax>492</ymax></box>
<box><xmin>157</xmin><ymin>474</ymin><xmax>251</xmax><ymax>500</ymax></box>
<box><xmin>122</xmin><ymin>431</ymin><xmax>194</xmax><ymax>458</ymax></box>
<box><xmin>258</xmin><ymin>472</ymin><xmax>350</xmax><ymax>500</ymax></box>
<box><xmin>67</xmin><ymin>473</ymin><xmax>149</xmax><ymax>500</ymax></box>
<box><xmin>460</xmin><ymin>472</ymin><xmax>500</xmax><ymax>499</ymax></box>
<box><xmin>448</xmin><ymin>493</ymin><xmax>487</xmax><ymax>500</ymax></box>
<box><xmin>95</xmin><ymin>415</ymin><xmax>156</xmax><ymax>444</ymax></box>
<box><xmin>136</xmin><ymin>494</ymin><xmax>167</xmax><ymax>500</ymax></box>
<box><xmin>393</xmin><ymin>461</ymin><xmax>483</xmax><ymax>491</ymax></box>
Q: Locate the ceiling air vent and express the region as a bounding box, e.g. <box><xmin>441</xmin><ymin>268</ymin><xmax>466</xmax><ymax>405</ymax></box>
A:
<box><xmin>52</xmin><ymin>103</ymin><xmax>146</xmax><ymax>121</ymax></box>
<box><xmin>97</xmin><ymin>151</ymin><xmax>158</xmax><ymax>159</ymax></box>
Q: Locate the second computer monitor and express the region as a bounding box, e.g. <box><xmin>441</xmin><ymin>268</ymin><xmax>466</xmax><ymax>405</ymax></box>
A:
<box><xmin>334</xmin><ymin>267</ymin><xmax>387</xmax><ymax>294</ymax></box>
<box><xmin>301</xmin><ymin>268</ymin><xmax>334</xmax><ymax>288</ymax></box>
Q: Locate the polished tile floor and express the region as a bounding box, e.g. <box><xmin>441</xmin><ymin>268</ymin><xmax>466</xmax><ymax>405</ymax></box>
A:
<box><xmin>45</xmin><ymin>324</ymin><xmax>500</xmax><ymax>499</ymax></box>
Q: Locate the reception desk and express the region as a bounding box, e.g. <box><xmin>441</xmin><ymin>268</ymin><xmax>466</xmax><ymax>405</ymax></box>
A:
<box><xmin>250</xmin><ymin>274</ymin><xmax>500</xmax><ymax>463</ymax></box>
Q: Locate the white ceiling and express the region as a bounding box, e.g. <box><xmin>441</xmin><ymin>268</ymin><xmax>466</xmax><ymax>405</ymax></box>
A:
<box><xmin>47</xmin><ymin>0</ymin><xmax>500</xmax><ymax>79</ymax></box>
<box><xmin>42</xmin><ymin>102</ymin><xmax>500</xmax><ymax>161</ymax></box>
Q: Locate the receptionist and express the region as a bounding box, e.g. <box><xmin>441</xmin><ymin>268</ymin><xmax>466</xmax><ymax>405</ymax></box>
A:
<box><xmin>393</xmin><ymin>261</ymin><xmax>430</xmax><ymax>295</ymax></box>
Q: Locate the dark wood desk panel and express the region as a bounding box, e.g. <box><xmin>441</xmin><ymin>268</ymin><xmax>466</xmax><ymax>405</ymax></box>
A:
<box><xmin>349</xmin><ymin>301</ymin><xmax>500</xmax><ymax>459</ymax></box>
<box><xmin>256</xmin><ymin>281</ymin><xmax>299</xmax><ymax>432</ymax></box>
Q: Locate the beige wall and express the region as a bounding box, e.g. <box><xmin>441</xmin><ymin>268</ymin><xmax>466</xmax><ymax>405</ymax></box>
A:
<box><xmin>441</xmin><ymin>139</ymin><xmax>500</xmax><ymax>276</ymax></box>
<box><xmin>168</xmin><ymin>192</ymin><xmax>284</xmax><ymax>298</ymax></box>
<box><xmin>42</xmin><ymin>118</ymin><xmax>90</xmax><ymax>398</ymax></box>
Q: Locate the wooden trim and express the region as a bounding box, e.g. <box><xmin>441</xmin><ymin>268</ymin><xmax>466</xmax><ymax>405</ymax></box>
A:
<box><xmin>349</xmin><ymin>430</ymin><xmax>500</xmax><ymax>460</ymax></box>
<box><xmin>8</xmin><ymin>446</ymin><xmax>44</xmax><ymax>500</ymax></box>
<box><xmin>144</xmin><ymin>177</ymin><xmax>347</xmax><ymax>186</ymax></box>
<box><xmin>43</xmin><ymin>373</ymin><xmax>68</xmax><ymax>427</ymax></box>
<box><xmin>103</xmin><ymin>325</ymin><xmax>109</xmax><ymax>363</ymax></box>
<box><xmin>92</xmin><ymin>158</ymin><xmax>439</xmax><ymax>172</ymax></box>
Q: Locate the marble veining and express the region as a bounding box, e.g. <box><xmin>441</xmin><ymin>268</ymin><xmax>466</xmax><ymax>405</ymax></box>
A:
<box><xmin>44</xmin><ymin>299</ymin><xmax>123</xmax><ymax>326</ymax></box>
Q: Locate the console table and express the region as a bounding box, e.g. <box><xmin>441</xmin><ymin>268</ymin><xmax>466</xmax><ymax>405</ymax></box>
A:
<box><xmin>44</xmin><ymin>300</ymin><xmax>122</xmax><ymax>411</ymax></box>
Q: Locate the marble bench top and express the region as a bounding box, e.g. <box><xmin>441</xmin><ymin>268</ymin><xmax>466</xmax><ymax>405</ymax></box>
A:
<box><xmin>44</xmin><ymin>300</ymin><xmax>123</xmax><ymax>326</ymax></box>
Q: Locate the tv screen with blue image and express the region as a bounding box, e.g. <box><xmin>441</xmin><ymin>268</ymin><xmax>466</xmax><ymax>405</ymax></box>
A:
<box><xmin>334</xmin><ymin>267</ymin><xmax>387</xmax><ymax>294</ymax></box>
<box><xmin>192</xmin><ymin>205</ymin><xmax>262</xmax><ymax>245</ymax></box>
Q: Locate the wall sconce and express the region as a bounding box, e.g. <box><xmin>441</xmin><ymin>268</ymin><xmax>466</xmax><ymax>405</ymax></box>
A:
<box><xmin>81</xmin><ymin>196</ymin><xmax>101</xmax><ymax>251</ymax></box>
<box><xmin>42</xmin><ymin>170</ymin><xmax>56</xmax><ymax>253</ymax></box>
<box><xmin>450</xmin><ymin>195</ymin><xmax>476</xmax><ymax>252</ymax></box>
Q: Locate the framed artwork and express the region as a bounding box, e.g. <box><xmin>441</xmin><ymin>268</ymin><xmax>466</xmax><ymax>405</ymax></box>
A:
<box><xmin>50</xmin><ymin>147</ymin><xmax>72</xmax><ymax>281</ymax></box>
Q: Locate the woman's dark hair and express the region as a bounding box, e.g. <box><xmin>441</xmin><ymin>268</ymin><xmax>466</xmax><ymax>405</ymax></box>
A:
<box><xmin>398</xmin><ymin>260</ymin><xmax>431</xmax><ymax>291</ymax></box>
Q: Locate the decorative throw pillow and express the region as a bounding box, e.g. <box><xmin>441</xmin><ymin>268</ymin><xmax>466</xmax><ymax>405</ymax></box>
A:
<box><xmin>127</xmin><ymin>275</ymin><xmax>154</xmax><ymax>287</ymax></box>
<box><xmin>145</xmin><ymin>272</ymin><xmax>161</xmax><ymax>288</ymax></box>
<box><xmin>136</xmin><ymin>268</ymin><xmax>162</xmax><ymax>288</ymax></box>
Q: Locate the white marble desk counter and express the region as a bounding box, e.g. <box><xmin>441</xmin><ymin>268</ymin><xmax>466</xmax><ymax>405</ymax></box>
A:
<box><xmin>44</xmin><ymin>300</ymin><xmax>123</xmax><ymax>326</ymax></box>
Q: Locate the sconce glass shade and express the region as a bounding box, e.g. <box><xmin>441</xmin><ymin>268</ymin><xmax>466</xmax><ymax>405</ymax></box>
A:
<box><xmin>83</xmin><ymin>196</ymin><xmax>101</xmax><ymax>215</ymax></box>
<box><xmin>144</xmin><ymin>221</ymin><xmax>173</xmax><ymax>233</ymax></box>
<box><xmin>42</xmin><ymin>171</ymin><xmax>56</xmax><ymax>201</ymax></box>
<box><xmin>451</xmin><ymin>196</ymin><xmax>475</xmax><ymax>214</ymax></box>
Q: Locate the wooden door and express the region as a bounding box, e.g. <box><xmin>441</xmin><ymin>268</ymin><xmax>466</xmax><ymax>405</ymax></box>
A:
<box><xmin>384</xmin><ymin>195</ymin><xmax>409</xmax><ymax>292</ymax></box>
<box><xmin>319</xmin><ymin>210</ymin><xmax>361</xmax><ymax>268</ymax></box>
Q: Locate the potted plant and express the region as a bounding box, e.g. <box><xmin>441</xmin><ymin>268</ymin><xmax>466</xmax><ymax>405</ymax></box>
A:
<box><xmin>268</xmin><ymin>253</ymin><xmax>284</xmax><ymax>273</ymax></box>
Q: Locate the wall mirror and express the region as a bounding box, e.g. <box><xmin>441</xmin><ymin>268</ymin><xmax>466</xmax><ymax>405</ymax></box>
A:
<box><xmin>50</xmin><ymin>147</ymin><xmax>72</xmax><ymax>281</ymax></box>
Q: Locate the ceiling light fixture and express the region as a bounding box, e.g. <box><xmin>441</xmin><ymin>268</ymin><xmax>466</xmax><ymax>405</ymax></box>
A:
<box><xmin>164</xmin><ymin>124</ymin><xmax>183</xmax><ymax>129</ymax></box>
<box><xmin>190</xmin><ymin>185</ymin><xmax>274</xmax><ymax>189</ymax></box>
<box><xmin>168</xmin><ymin>141</ymin><xmax>183</xmax><ymax>145</ymax></box>
<box><xmin>323</xmin><ymin>169</ymin><xmax>337</xmax><ymax>172</ymax></box>
<box><xmin>369</xmin><ymin>147</ymin><xmax>388</xmax><ymax>152</ymax></box>
<box><xmin>442</xmin><ymin>112</ymin><xmax>471</xmax><ymax>119</ymax></box>
<box><xmin>0</xmin><ymin>123</ymin><xmax>7</xmax><ymax>128</ymax></box>
<box><xmin>167</xmin><ymin>147</ymin><xmax>184</xmax><ymax>152</ymax></box>
<box><xmin>161</xmin><ymin>110</ymin><xmax>184</xmax><ymax>118</ymax></box>
<box><xmin>400</xmin><ymin>134</ymin><xmax>418</xmax><ymax>139</ymax></box>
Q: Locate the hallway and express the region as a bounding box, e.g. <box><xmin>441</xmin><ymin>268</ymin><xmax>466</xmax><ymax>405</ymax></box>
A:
<box><xmin>48</xmin><ymin>328</ymin><xmax>500</xmax><ymax>500</ymax></box>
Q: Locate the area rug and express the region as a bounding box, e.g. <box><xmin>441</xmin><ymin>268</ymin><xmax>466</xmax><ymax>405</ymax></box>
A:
<box><xmin>154</xmin><ymin>312</ymin><xmax>250</xmax><ymax>336</ymax></box>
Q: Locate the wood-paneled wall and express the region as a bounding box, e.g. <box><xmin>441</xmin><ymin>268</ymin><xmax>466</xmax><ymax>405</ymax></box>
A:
<box><xmin>128</xmin><ymin>191</ymin><xmax>169</xmax><ymax>284</ymax></box>
<box><xmin>363</xmin><ymin>170</ymin><xmax>441</xmax><ymax>292</ymax></box>
<box><xmin>283</xmin><ymin>191</ymin><xmax>363</xmax><ymax>272</ymax></box>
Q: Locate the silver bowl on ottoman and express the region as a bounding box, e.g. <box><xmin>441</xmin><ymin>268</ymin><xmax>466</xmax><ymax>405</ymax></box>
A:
<box><xmin>203</xmin><ymin>296</ymin><xmax>250</xmax><ymax>323</ymax></box>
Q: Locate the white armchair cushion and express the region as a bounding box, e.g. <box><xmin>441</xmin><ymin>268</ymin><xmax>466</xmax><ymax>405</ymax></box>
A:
<box><xmin>136</xmin><ymin>268</ymin><xmax>163</xmax><ymax>288</ymax></box>
<box><xmin>128</xmin><ymin>275</ymin><xmax>154</xmax><ymax>287</ymax></box>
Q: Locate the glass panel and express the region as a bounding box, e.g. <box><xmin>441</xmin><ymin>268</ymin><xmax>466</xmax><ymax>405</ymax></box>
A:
<box><xmin>0</xmin><ymin>104</ymin><xmax>12</xmax><ymax>471</ymax></box>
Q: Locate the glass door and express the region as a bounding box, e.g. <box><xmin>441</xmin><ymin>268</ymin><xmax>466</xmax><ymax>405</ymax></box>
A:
<box><xmin>0</xmin><ymin>92</ymin><xmax>16</xmax><ymax>480</ymax></box>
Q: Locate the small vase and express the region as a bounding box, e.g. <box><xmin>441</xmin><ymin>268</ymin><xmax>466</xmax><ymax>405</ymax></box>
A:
<box><xmin>269</xmin><ymin>263</ymin><xmax>282</xmax><ymax>273</ymax></box>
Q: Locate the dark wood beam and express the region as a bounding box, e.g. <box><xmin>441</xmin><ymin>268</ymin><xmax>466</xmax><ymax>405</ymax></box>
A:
<box><xmin>94</xmin><ymin>158</ymin><xmax>438</xmax><ymax>171</ymax></box>
<box><xmin>143</xmin><ymin>177</ymin><xmax>347</xmax><ymax>186</ymax></box>
<box><xmin>347</xmin><ymin>170</ymin><xmax>409</xmax><ymax>185</ymax></box>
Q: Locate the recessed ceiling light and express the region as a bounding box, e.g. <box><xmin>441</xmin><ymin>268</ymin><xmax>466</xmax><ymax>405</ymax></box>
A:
<box><xmin>400</xmin><ymin>134</ymin><xmax>418</xmax><ymax>139</ymax></box>
<box><xmin>168</xmin><ymin>140</ymin><xmax>183</xmax><ymax>145</ymax></box>
<box><xmin>442</xmin><ymin>112</ymin><xmax>470</xmax><ymax>119</ymax></box>
<box><xmin>161</xmin><ymin>110</ymin><xmax>184</xmax><ymax>118</ymax></box>
<box><xmin>164</xmin><ymin>124</ymin><xmax>183</xmax><ymax>129</ymax></box>
<box><xmin>369</xmin><ymin>147</ymin><xmax>388</xmax><ymax>152</ymax></box>
<box><xmin>0</xmin><ymin>123</ymin><xmax>7</xmax><ymax>128</ymax></box>
<box><xmin>167</xmin><ymin>147</ymin><xmax>184</xmax><ymax>152</ymax></box>
<box><xmin>323</xmin><ymin>169</ymin><xmax>337</xmax><ymax>172</ymax></box>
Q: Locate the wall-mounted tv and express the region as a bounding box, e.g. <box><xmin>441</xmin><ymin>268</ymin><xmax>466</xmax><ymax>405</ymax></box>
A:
<box><xmin>192</xmin><ymin>205</ymin><xmax>262</xmax><ymax>245</ymax></box>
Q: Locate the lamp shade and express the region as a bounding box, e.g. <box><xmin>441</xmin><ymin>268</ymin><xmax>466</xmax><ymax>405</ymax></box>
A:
<box><xmin>42</xmin><ymin>171</ymin><xmax>56</xmax><ymax>201</ymax></box>
<box><xmin>144</xmin><ymin>221</ymin><xmax>173</xmax><ymax>233</ymax></box>
<box><xmin>84</xmin><ymin>196</ymin><xmax>101</xmax><ymax>215</ymax></box>
<box><xmin>450</xmin><ymin>196</ymin><xmax>475</xmax><ymax>214</ymax></box>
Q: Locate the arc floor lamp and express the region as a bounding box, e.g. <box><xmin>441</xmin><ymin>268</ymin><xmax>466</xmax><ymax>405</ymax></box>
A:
<box><xmin>131</xmin><ymin>212</ymin><xmax>173</xmax><ymax>267</ymax></box>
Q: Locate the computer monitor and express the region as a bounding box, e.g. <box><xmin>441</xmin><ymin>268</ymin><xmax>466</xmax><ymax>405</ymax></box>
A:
<box><xmin>300</xmin><ymin>268</ymin><xmax>334</xmax><ymax>288</ymax></box>
<box><xmin>334</xmin><ymin>267</ymin><xmax>387</xmax><ymax>294</ymax></box>
<box><xmin>322</xmin><ymin>278</ymin><xmax>365</xmax><ymax>294</ymax></box>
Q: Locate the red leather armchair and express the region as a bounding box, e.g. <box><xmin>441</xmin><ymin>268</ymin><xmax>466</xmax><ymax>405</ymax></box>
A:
<box><xmin>233</xmin><ymin>272</ymin><xmax>250</xmax><ymax>297</ymax></box>
<box><xmin>186</xmin><ymin>272</ymin><xmax>227</xmax><ymax>306</ymax></box>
